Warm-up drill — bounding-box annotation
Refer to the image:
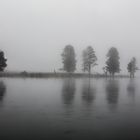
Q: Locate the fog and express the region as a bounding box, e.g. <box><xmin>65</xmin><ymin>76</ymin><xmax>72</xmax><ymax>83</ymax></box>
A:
<box><xmin>0</xmin><ymin>0</ymin><xmax>140</xmax><ymax>74</ymax></box>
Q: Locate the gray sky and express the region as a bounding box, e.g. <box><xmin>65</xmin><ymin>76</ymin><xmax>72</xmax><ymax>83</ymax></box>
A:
<box><xmin>0</xmin><ymin>0</ymin><xmax>140</xmax><ymax>74</ymax></box>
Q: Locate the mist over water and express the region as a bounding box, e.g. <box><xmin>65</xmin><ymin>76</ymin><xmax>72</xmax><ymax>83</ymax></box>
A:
<box><xmin>0</xmin><ymin>78</ymin><xmax>140</xmax><ymax>139</ymax></box>
<box><xmin>0</xmin><ymin>0</ymin><xmax>140</xmax><ymax>74</ymax></box>
<box><xmin>0</xmin><ymin>0</ymin><xmax>140</xmax><ymax>139</ymax></box>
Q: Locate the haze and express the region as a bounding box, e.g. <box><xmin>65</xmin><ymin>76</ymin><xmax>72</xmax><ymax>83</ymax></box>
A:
<box><xmin>0</xmin><ymin>0</ymin><xmax>140</xmax><ymax>74</ymax></box>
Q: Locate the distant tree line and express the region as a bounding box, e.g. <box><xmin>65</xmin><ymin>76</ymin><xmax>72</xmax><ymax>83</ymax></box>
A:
<box><xmin>0</xmin><ymin>46</ymin><xmax>139</xmax><ymax>78</ymax></box>
<box><xmin>61</xmin><ymin>45</ymin><xmax>139</xmax><ymax>78</ymax></box>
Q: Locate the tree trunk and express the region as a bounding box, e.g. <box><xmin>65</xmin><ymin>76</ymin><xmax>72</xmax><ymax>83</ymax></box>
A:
<box><xmin>112</xmin><ymin>73</ymin><xmax>114</xmax><ymax>78</ymax></box>
<box><xmin>89</xmin><ymin>64</ymin><xmax>91</xmax><ymax>78</ymax></box>
<box><xmin>105</xmin><ymin>72</ymin><xmax>107</xmax><ymax>77</ymax></box>
<box><xmin>109</xmin><ymin>72</ymin><xmax>111</xmax><ymax>77</ymax></box>
<box><xmin>133</xmin><ymin>73</ymin><xmax>135</xmax><ymax>78</ymax></box>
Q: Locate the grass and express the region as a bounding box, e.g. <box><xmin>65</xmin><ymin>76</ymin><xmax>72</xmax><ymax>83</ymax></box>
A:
<box><xmin>0</xmin><ymin>71</ymin><xmax>130</xmax><ymax>78</ymax></box>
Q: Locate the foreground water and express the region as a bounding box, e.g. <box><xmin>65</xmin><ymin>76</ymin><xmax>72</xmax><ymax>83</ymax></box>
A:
<box><xmin>0</xmin><ymin>78</ymin><xmax>140</xmax><ymax>140</ymax></box>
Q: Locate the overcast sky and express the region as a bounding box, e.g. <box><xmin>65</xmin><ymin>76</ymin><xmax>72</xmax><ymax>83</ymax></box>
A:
<box><xmin>0</xmin><ymin>0</ymin><xmax>140</xmax><ymax>74</ymax></box>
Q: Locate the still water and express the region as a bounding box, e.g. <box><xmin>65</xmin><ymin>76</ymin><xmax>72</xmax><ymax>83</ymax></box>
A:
<box><xmin>0</xmin><ymin>78</ymin><xmax>140</xmax><ymax>140</ymax></box>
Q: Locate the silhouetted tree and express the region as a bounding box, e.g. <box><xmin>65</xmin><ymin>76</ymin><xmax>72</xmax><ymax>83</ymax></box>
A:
<box><xmin>82</xmin><ymin>50</ymin><xmax>88</xmax><ymax>72</ymax></box>
<box><xmin>127</xmin><ymin>57</ymin><xmax>138</xmax><ymax>78</ymax></box>
<box><xmin>61</xmin><ymin>45</ymin><xmax>76</xmax><ymax>73</ymax></box>
<box><xmin>106</xmin><ymin>47</ymin><xmax>120</xmax><ymax>77</ymax></box>
<box><xmin>82</xmin><ymin>46</ymin><xmax>97</xmax><ymax>76</ymax></box>
<box><xmin>0</xmin><ymin>50</ymin><xmax>7</xmax><ymax>71</ymax></box>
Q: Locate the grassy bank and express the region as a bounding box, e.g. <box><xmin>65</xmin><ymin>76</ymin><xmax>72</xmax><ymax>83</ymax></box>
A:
<box><xmin>0</xmin><ymin>72</ymin><xmax>130</xmax><ymax>78</ymax></box>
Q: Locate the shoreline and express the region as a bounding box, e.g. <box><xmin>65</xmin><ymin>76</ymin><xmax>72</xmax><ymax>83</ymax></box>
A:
<box><xmin>0</xmin><ymin>72</ymin><xmax>130</xmax><ymax>78</ymax></box>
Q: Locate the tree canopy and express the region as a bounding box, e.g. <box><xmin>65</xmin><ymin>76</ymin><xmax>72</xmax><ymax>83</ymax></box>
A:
<box><xmin>106</xmin><ymin>47</ymin><xmax>120</xmax><ymax>76</ymax></box>
<box><xmin>61</xmin><ymin>45</ymin><xmax>76</xmax><ymax>73</ymax></box>
<box><xmin>0</xmin><ymin>50</ymin><xmax>7</xmax><ymax>72</ymax></box>
<box><xmin>82</xmin><ymin>46</ymin><xmax>97</xmax><ymax>75</ymax></box>
<box><xmin>127</xmin><ymin>57</ymin><xmax>138</xmax><ymax>78</ymax></box>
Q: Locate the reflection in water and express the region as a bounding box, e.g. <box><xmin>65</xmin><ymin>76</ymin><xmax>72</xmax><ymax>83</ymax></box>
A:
<box><xmin>105</xmin><ymin>80</ymin><xmax>119</xmax><ymax>111</ymax></box>
<box><xmin>0</xmin><ymin>78</ymin><xmax>140</xmax><ymax>139</ymax></box>
<box><xmin>0</xmin><ymin>81</ymin><xmax>6</xmax><ymax>101</ymax></box>
<box><xmin>82</xmin><ymin>79</ymin><xmax>96</xmax><ymax>106</ymax></box>
<box><xmin>127</xmin><ymin>79</ymin><xmax>135</xmax><ymax>102</ymax></box>
<box><xmin>62</xmin><ymin>78</ymin><xmax>76</xmax><ymax>106</ymax></box>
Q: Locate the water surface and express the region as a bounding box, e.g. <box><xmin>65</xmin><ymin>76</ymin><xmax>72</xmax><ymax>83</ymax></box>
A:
<box><xmin>0</xmin><ymin>78</ymin><xmax>140</xmax><ymax>140</ymax></box>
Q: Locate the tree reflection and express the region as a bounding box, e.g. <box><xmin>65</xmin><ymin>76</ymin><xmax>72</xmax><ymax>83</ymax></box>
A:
<box><xmin>127</xmin><ymin>79</ymin><xmax>135</xmax><ymax>102</ymax></box>
<box><xmin>0</xmin><ymin>81</ymin><xmax>6</xmax><ymax>102</ymax></box>
<box><xmin>82</xmin><ymin>79</ymin><xmax>96</xmax><ymax>106</ymax></box>
<box><xmin>62</xmin><ymin>78</ymin><xmax>76</xmax><ymax>107</ymax></box>
<box><xmin>105</xmin><ymin>80</ymin><xmax>119</xmax><ymax>111</ymax></box>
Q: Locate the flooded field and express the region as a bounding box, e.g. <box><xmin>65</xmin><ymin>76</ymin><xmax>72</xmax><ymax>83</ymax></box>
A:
<box><xmin>0</xmin><ymin>78</ymin><xmax>140</xmax><ymax>140</ymax></box>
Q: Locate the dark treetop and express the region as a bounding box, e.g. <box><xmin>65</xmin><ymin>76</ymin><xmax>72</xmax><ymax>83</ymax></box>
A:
<box><xmin>61</xmin><ymin>45</ymin><xmax>76</xmax><ymax>73</ymax></box>
<box><xmin>106</xmin><ymin>47</ymin><xmax>120</xmax><ymax>76</ymax></box>
<box><xmin>0</xmin><ymin>50</ymin><xmax>7</xmax><ymax>72</ymax></box>
<box><xmin>82</xmin><ymin>46</ymin><xmax>97</xmax><ymax>75</ymax></box>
